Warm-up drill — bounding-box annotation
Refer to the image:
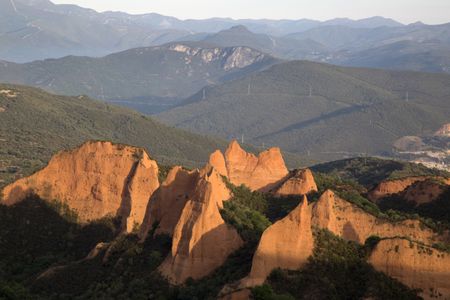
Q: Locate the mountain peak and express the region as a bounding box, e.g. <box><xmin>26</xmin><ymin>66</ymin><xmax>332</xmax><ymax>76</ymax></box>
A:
<box><xmin>226</xmin><ymin>25</ymin><xmax>252</xmax><ymax>34</ymax></box>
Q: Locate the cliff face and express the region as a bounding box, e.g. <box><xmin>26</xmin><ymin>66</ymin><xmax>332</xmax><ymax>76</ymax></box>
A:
<box><xmin>244</xmin><ymin>196</ymin><xmax>313</xmax><ymax>286</ymax></box>
<box><xmin>368</xmin><ymin>177</ymin><xmax>428</xmax><ymax>202</ymax></box>
<box><xmin>311</xmin><ymin>190</ymin><xmax>440</xmax><ymax>245</ymax></box>
<box><xmin>158</xmin><ymin>165</ymin><xmax>243</xmax><ymax>284</ymax></box>
<box><xmin>1</xmin><ymin>141</ymin><xmax>159</xmax><ymax>231</ymax></box>
<box><xmin>209</xmin><ymin>140</ymin><xmax>289</xmax><ymax>192</ymax></box>
<box><xmin>273</xmin><ymin>168</ymin><xmax>318</xmax><ymax>197</ymax></box>
<box><xmin>139</xmin><ymin>166</ymin><xmax>200</xmax><ymax>238</ymax></box>
<box><xmin>368</xmin><ymin>176</ymin><xmax>450</xmax><ymax>204</ymax></box>
<box><xmin>403</xmin><ymin>178</ymin><xmax>450</xmax><ymax>205</ymax></box>
<box><xmin>369</xmin><ymin>238</ymin><xmax>450</xmax><ymax>300</ymax></box>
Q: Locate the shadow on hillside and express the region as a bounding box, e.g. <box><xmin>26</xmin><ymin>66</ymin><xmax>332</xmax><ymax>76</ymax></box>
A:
<box><xmin>0</xmin><ymin>195</ymin><xmax>119</xmax><ymax>284</ymax></box>
<box><xmin>255</xmin><ymin>104</ymin><xmax>369</xmax><ymax>139</ymax></box>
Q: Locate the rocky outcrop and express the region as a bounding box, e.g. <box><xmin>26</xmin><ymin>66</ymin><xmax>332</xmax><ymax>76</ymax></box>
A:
<box><xmin>222</xmin><ymin>189</ymin><xmax>448</xmax><ymax>295</ymax></box>
<box><xmin>404</xmin><ymin>178</ymin><xmax>449</xmax><ymax>205</ymax></box>
<box><xmin>369</xmin><ymin>238</ymin><xmax>450</xmax><ymax>300</ymax></box>
<box><xmin>167</xmin><ymin>44</ymin><xmax>267</xmax><ymax>71</ymax></box>
<box><xmin>139</xmin><ymin>166</ymin><xmax>200</xmax><ymax>238</ymax></box>
<box><xmin>209</xmin><ymin>150</ymin><xmax>228</xmax><ymax>177</ymax></box>
<box><xmin>368</xmin><ymin>177</ymin><xmax>428</xmax><ymax>202</ymax></box>
<box><xmin>311</xmin><ymin>190</ymin><xmax>440</xmax><ymax>245</ymax></box>
<box><xmin>1</xmin><ymin>141</ymin><xmax>159</xmax><ymax>232</ymax></box>
<box><xmin>434</xmin><ymin>123</ymin><xmax>450</xmax><ymax>137</ymax></box>
<box><xmin>158</xmin><ymin>165</ymin><xmax>243</xmax><ymax>284</ymax></box>
<box><xmin>273</xmin><ymin>169</ymin><xmax>317</xmax><ymax>197</ymax></box>
<box><xmin>243</xmin><ymin>196</ymin><xmax>313</xmax><ymax>286</ymax></box>
<box><xmin>209</xmin><ymin>140</ymin><xmax>289</xmax><ymax>192</ymax></box>
<box><xmin>368</xmin><ymin>176</ymin><xmax>450</xmax><ymax>203</ymax></box>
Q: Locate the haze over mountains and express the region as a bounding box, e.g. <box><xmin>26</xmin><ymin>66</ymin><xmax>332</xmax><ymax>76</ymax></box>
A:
<box><xmin>2</xmin><ymin>0</ymin><xmax>450</xmax><ymax>75</ymax></box>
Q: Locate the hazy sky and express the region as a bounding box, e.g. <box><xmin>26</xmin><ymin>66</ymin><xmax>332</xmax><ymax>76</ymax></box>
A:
<box><xmin>50</xmin><ymin>0</ymin><xmax>450</xmax><ymax>24</ymax></box>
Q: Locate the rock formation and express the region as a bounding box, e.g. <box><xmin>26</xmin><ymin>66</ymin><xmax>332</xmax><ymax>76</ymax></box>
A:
<box><xmin>403</xmin><ymin>178</ymin><xmax>449</xmax><ymax>205</ymax></box>
<box><xmin>311</xmin><ymin>190</ymin><xmax>440</xmax><ymax>245</ymax></box>
<box><xmin>209</xmin><ymin>150</ymin><xmax>228</xmax><ymax>177</ymax></box>
<box><xmin>243</xmin><ymin>196</ymin><xmax>313</xmax><ymax>286</ymax></box>
<box><xmin>158</xmin><ymin>165</ymin><xmax>243</xmax><ymax>284</ymax></box>
<box><xmin>369</xmin><ymin>238</ymin><xmax>450</xmax><ymax>300</ymax></box>
<box><xmin>273</xmin><ymin>168</ymin><xmax>318</xmax><ymax>197</ymax></box>
<box><xmin>1</xmin><ymin>141</ymin><xmax>159</xmax><ymax>232</ymax></box>
<box><xmin>368</xmin><ymin>176</ymin><xmax>450</xmax><ymax>203</ymax></box>
<box><xmin>139</xmin><ymin>166</ymin><xmax>201</xmax><ymax>238</ymax></box>
<box><xmin>434</xmin><ymin>123</ymin><xmax>450</xmax><ymax>137</ymax></box>
<box><xmin>209</xmin><ymin>140</ymin><xmax>289</xmax><ymax>192</ymax></box>
<box><xmin>368</xmin><ymin>176</ymin><xmax>429</xmax><ymax>202</ymax></box>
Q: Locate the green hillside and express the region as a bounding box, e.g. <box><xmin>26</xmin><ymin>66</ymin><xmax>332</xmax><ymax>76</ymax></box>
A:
<box><xmin>0</xmin><ymin>83</ymin><xmax>307</xmax><ymax>188</ymax></box>
<box><xmin>0</xmin><ymin>43</ymin><xmax>278</xmax><ymax>114</ymax></box>
<box><xmin>0</xmin><ymin>84</ymin><xmax>230</xmax><ymax>188</ymax></box>
<box><xmin>158</xmin><ymin>60</ymin><xmax>450</xmax><ymax>161</ymax></box>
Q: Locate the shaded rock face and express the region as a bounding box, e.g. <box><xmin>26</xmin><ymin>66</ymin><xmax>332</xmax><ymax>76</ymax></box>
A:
<box><xmin>368</xmin><ymin>176</ymin><xmax>450</xmax><ymax>204</ymax></box>
<box><xmin>311</xmin><ymin>190</ymin><xmax>441</xmax><ymax>245</ymax></box>
<box><xmin>139</xmin><ymin>166</ymin><xmax>200</xmax><ymax>238</ymax></box>
<box><xmin>369</xmin><ymin>238</ymin><xmax>450</xmax><ymax>300</ymax></box>
<box><xmin>273</xmin><ymin>168</ymin><xmax>318</xmax><ymax>197</ymax></box>
<box><xmin>368</xmin><ymin>177</ymin><xmax>428</xmax><ymax>202</ymax></box>
<box><xmin>1</xmin><ymin>141</ymin><xmax>159</xmax><ymax>232</ymax></box>
<box><xmin>209</xmin><ymin>140</ymin><xmax>289</xmax><ymax>192</ymax></box>
<box><xmin>158</xmin><ymin>165</ymin><xmax>243</xmax><ymax>284</ymax></box>
<box><xmin>243</xmin><ymin>196</ymin><xmax>313</xmax><ymax>286</ymax></box>
<box><xmin>403</xmin><ymin>179</ymin><xmax>449</xmax><ymax>205</ymax></box>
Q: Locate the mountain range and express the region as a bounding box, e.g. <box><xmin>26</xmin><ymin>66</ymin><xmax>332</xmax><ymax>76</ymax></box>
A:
<box><xmin>0</xmin><ymin>42</ymin><xmax>278</xmax><ymax>113</ymax></box>
<box><xmin>2</xmin><ymin>0</ymin><xmax>450</xmax><ymax>75</ymax></box>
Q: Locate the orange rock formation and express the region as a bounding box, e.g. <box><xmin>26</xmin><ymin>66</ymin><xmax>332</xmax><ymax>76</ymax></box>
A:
<box><xmin>311</xmin><ymin>190</ymin><xmax>440</xmax><ymax>245</ymax></box>
<box><xmin>158</xmin><ymin>165</ymin><xmax>243</xmax><ymax>284</ymax></box>
<box><xmin>368</xmin><ymin>176</ymin><xmax>450</xmax><ymax>204</ymax></box>
<box><xmin>404</xmin><ymin>178</ymin><xmax>449</xmax><ymax>205</ymax></box>
<box><xmin>209</xmin><ymin>140</ymin><xmax>289</xmax><ymax>192</ymax></box>
<box><xmin>1</xmin><ymin>141</ymin><xmax>159</xmax><ymax>231</ymax></box>
<box><xmin>139</xmin><ymin>166</ymin><xmax>200</xmax><ymax>238</ymax></box>
<box><xmin>368</xmin><ymin>177</ymin><xmax>428</xmax><ymax>202</ymax></box>
<box><xmin>243</xmin><ymin>196</ymin><xmax>313</xmax><ymax>286</ymax></box>
<box><xmin>369</xmin><ymin>238</ymin><xmax>450</xmax><ymax>300</ymax></box>
<box><xmin>273</xmin><ymin>168</ymin><xmax>318</xmax><ymax>197</ymax></box>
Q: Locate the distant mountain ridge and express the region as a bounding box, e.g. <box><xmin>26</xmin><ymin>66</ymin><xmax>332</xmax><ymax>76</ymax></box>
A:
<box><xmin>0</xmin><ymin>0</ymin><xmax>406</xmax><ymax>63</ymax></box>
<box><xmin>0</xmin><ymin>42</ymin><xmax>279</xmax><ymax>113</ymax></box>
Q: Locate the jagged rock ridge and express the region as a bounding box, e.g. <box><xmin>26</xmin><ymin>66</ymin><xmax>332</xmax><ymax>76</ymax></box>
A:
<box><xmin>1</xmin><ymin>141</ymin><xmax>159</xmax><ymax>232</ymax></box>
<box><xmin>158</xmin><ymin>165</ymin><xmax>243</xmax><ymax>284</ymax></box>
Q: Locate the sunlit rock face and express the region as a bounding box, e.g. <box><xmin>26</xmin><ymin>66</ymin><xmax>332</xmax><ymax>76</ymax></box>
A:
<box><xmin>1</xmin><ymin>141</ymin><xmax>159</xmax><ymax>232</ymax></box>
<box><xmin>167</xmin><ymin>44</ymin><xmax>266</xmax><ymax>71</ymax></box>
<box><xmin>369</xmin><ymin>238</ymin><xmax>450</xmax><ymax>300</ymax></box>
<box><xmin>242</xmin><ymin>196</ymin><xmax>313</xmax><ymax>286</ymax></box>
<box><xmin>157</xmin><ymin>165</ymin><xmax>243</xmax><ymax>284</ymax></box>
<box><xmin>209</xmin><ymin>140</ymin><xmax>289</xmax><ymax>192</ymax></box>
<box><xmin>273</xmin><ymin>168</ymin><xmax>318</xmax><ymax>197</ymax></box>
<box><xmin>311</xmin><ymin>190</ymin><xmax>442</xmax><ymax>245</ymax></box>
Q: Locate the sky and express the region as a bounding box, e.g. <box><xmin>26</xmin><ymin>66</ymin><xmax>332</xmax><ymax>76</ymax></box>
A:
<box><xmin>50</xmin><ymin>0</ymin><xmax>450</xmax><ymax>25</ymax></box>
